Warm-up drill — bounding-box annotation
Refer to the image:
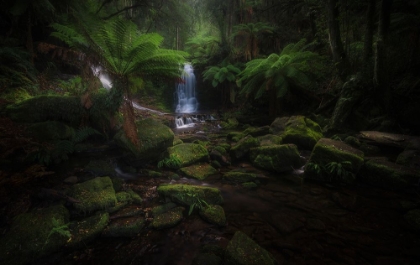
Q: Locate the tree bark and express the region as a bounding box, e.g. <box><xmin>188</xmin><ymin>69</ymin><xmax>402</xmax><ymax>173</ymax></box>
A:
<box><xmin>327</xmin><ymin>0</ymin><xmax>349</xmax><ymax>81</ymax></box>
<box><xmin>374</xmin><ymin>0</ymin><xmax>392</xmax><ymax>110</ymax></box>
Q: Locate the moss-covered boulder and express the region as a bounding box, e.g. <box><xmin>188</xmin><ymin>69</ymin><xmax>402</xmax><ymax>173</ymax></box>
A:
<box><xmin>404</xmin><ymin>209</ymin><xmax>420</xmax><ymax>233</ymax></box>
<box><xmin>103</xmin><ymin>217</ymin><xmax>145</xmax><ymax>237</ymax></box>
<box><xmin>258</xmin><ymin>134</ymin><xmax>283</xmax><ymax>146</ymax></box>
<box><xmin>223</xmin><ymin>171</ymin><xmax>258</xmax><ymax>183</ymax></box>
<box><xmin>150</xmin><ymin>206</ymin><xmax>184</xmax><ymax>230</ymax></box>
<box><xmin>359</xmin><ymin>157</ymin><xmax>420</xmax><ymax>190</ymax></box>
<box><xmin>305</xmin><ymin>138</ymin><xmax>364</xmax><ymax>183</ymax></box>
<box><xmin>180</xmin><ymin>163</ymin><xmax>218</xmax><ymax>180</ymax></box>
<box><xmin>157</xmin><ymin>184</ymin><xmax>224</xmax><ymax>206</ymax></box>
<box><xmin>230</xmin><ymin>136</ymin><xmax>260</xmax><ymax>161</ymax></box>
<box><xmin>151</xmin><ymin>202</ymin><xmax>178</xmax><ymax>216</ymax></box>
<box><xmin>67</xmin><ymin>212</ymin><xmax>109</xmax><ymax>248</ymax></box>
<box><xmin>166</xmin><ymin>143</ymin><xmax>209</xmax><ymax>169</ymax></box>
<box><xmin>25</xmin><ymin>121</ymin><xmax>76</xmax><ymax>141</ymax></box>
<box><xmin>220</xmin><ymin>118</ymin><xmax>239</xmax><ymax>129</ymax></box>
<box><xmin>270</xmin><ymin>116</ymin><xmax>323</xmax><ymax>150</ymax></box>
<box><xmin>0</xmin><ymin>204</ymin><xmax>70</xmax><ymax>265</ymax></box>
<box><xmin>68</xmin><ymin>176</ymin><xmax>117</xmax><ymax>214</ymax></box>
<box><xmin>396</xmin><ymin>150</ymin><xmax>420</xmax><ymax>168</ymax></box>
<box><xmin>4</xmin><ymin>95</ymin><xmax>83</xmax><ymax>126</ymax></box>
<box><xmin>114</xmin><ymin>118</ymin><xmax>174</xmax><ymax>163</ymax></box>
<box><xmin>173</xmin><ymin>137</ymin><xmax>184</xmax><ymax>146</ymax></box>
<box><xmin>84</xmin><ymin>159</ymin><xmax>115</xmax><ymax>177</ymax></box>
<box><xmin>199</xmin><ymin>205</ymin><xmax>226</xmax><ymax>226</ymax></box>
<box><xmin>225</xmin><ymin>231</ymin><xmax>276</xmax><ymax>265</ymax></box>
<box><xmin>210</xmin><ymin>149</ymin><xmax>230</xmax><ymax>166</ymax></box>
<box><xmin>250</xmin><ymin>144</ymin><xmax>302</xmax><ymax>173</ymax></box>
<box><xmin>243</xmin><ymin>126</ymin><xmax>270</xmax><ymax>137</ymax></box>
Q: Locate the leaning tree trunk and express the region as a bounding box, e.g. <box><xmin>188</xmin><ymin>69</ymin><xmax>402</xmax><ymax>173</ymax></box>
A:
<box><xmin>327</xmin><ymin>0</ymin><xmax>349</xmax><ymax>81</ymax></box>
<box><xmin>374</xmin><ymin>0</ymin><xmax>392</xmax><ymax>111</ymax></box>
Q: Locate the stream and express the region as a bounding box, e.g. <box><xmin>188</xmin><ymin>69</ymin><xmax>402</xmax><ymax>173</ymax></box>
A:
<box><xmin>32</xmin><ymin>128</ymin><xmax>420</xmax><ymax>265</ymax></box>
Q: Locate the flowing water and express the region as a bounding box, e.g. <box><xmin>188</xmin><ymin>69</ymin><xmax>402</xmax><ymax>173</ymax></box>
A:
<box><xmin>175</xmin><ymin>64</ymin><xmax>198</xmax><ymax>114</ymax></box>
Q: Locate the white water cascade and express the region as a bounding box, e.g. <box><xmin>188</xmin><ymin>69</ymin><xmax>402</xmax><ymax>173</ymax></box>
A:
<box><xmin>175</xmin><ymin>63</ymin><xmax>198</xmax><ymax>114</ymax></box>
<box><xmin>92</xmin><ymin>66</ymin><xmax>112</xmax><ymax>90</ymax></box>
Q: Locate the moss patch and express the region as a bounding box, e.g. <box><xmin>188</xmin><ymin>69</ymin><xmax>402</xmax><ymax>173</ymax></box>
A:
<box><xmin>67</xmin><ymin>212</ymin><xmax>109</xmax><ymax>248</ymax></box>
<box><xmin>250</xmin><ymin>144</ymin><xmax>301</xmax><ymax>173</ymax></box>
<box><xmin>230</xmin><ymin>136</ymin><xmax>260</xmax><ymax>160</ymax></box>
<box><xmin>166</xmin><ymin>143</ymin><xmax>209</xmax><ymax>169</ymax></box>
<box><xmin>180</xmin><ymin>163</ymin><xmax>218</xmax><ymax>180</ymax></box>
<box><xmin>225</xmin><ymin>231</ymin><xmax>276</xmax><ymax>265</ymax></box>
<box><xmin>199</xmin><ymin>205</ymin><xmax>226</xmax><ymax>226</ymax></box>
<box><xmin>157</xmin><ymin>184</ymin><xmax>224</xmax><ymax>206</ymax></box>
<box><xmin>103</xmin><ymin>217</ymin><xmax>145</xmax><ymax>237</ymax></box>
<box><xmin>150</xmin><ymin>206</ymin><xmax>184</xmax><ymax>230</ymax></box>
<box><xmin>223</xmin><ymin>171</ymin><xmax>258</xmax><ymax>183</ymax></box>
<box><xmin>69</xmin><ymin>176</ymin><xmax>117</xmax><ymax>214</ymax></box>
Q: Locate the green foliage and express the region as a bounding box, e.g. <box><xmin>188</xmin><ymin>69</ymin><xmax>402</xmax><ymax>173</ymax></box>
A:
<box><xmin>43</xmin><ymin>217</ymin><xmax>70</xmax><ymax>249</ymax></box>
<box><xmin>157</xmin><ymin>155</ymin><xmax>182</xmax><ymax>169</ymax></box>
<box><xmin>0</xmin><ymin>43</ymin><xmax>36</xmax><ymax>88</ymax></box>
<box><xmin>306</xmin><ymin>161</ymin><xmax>354</xmax><ymax>183</ymax></box>
<box><xmin>238</xmin><ymin>39</ymin><xmax>326</xmax><ymax>99</ymax></box>
<box><xmin>178</xmin><ymin>191</ymin><xmax>209</xmax><ymax>216</ymax></box>
<box><xmin>57</xmin><ymin>76</ymin><xmax>87</xmax><ymax>96</ymax></box>
<box><xmin>186</xmin><ymin>34</ymin><xmax>221</xmax><ymax>66</ymax></box>
<box><xmin>28</xmin><ymin>126</ymin><xmax>102</xmax><ymax>165</ymax></box>
<box><xmin>203</xmin><ymin>62</ymin><xmax>241</xmax><ymax>88</ymax></box>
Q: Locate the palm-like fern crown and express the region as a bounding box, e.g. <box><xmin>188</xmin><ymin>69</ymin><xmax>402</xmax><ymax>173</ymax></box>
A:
<box><xmin>238</xmin><ymin>39</ymin><xmax>325</xmax><ymax>99</ymax></box>
<box><xmin>203</xmin><ymin>61</ymin><xmax>241</xmax><ymax>87</ymax></box>
<box><xmin>51</xmin><ymin>10</ymin><xmax>187</xmax><ymax>82</ymax></box>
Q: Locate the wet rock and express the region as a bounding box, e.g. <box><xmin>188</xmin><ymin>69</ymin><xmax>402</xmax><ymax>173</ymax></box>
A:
<box><xmin>396</xmin><ymin>149</ymin><xmax>420</xmax><ymax>168</ymax></box>
<box><xmin>25</xmin><ymin>121</ymin><xmax>75</xmax><ymax>141</ymax></box>
<box><xmin>110</xmin><ymin>206</ymin><xmax>143</xmax><ymax>219</ymax></box>
<box><xmin>84</xmin><ymin>159</ymin><xmax>115</xmax><ymax>177</ymax></box>
<box><xmin>166</xmin><ymin>143</ymin><xmax>209</xmax><ymax>169</ymax></box>
<box><xmin>227</xmin><ymin>131</ymin><xmax>245</xmax><ymax>142</ymax></box>
<box><xmin>173</xmin><ymin>137</ymin><xmax>183</xmax><ymax>146</ymax></box>
<box><xmin>242</xmin><ymin>182</ymin><xmax>258</xmax><ymax>189</ymax></box>
<box><xmin>150</xmin><ymin>206</ymin><xmax>184</xmax><ymax>230</ymax></box>
<box><xmin>0</xmin><ymin>204</ymin><xmax>70</xmax><ymax>265</ymax></box>
<box><xmin>360</xmin><ymin>157</ymin><xmax>420</xmax><ymax>190</ymax></box>
<box><xmin>270</xmin><ymin>115</ymin><xmax>323</xmax><ymax>150</ymax></box>
<box><xmin>258</xmin><ymin>134</ymin><xmax>283</xmax><ymax>146</ymax></box>
<box><xmin>126</xmin><ymin>189</ymin><xmax>142</xmax><ymax>204</ymax></box>
<box><xmin>223</xmin><ymin>171</ymin><xmax>258</xmax><ymax>183</ymax></box>
<box><xmin>230</xmin><ymin>136</ymin><xmax>260</xmax><ymax>160</ymax></box>
<box><xmin>142</xmin><ymin>169</ymin><xmax>164</xmax><ymax>178</ymax></box>
<box><xmin>269</xmin><ymin>214</ymin><xmax>305</xmax><ymax>234</ymax></box>
<box><xmin>210</xmin><ymin>149</ymin><xmax>230</xmax><ymax>166</ymax></box>
<box><xmin>249</xmin><ymin>144</ymin><xmax>301</xmax><ymax>173</ymax></box>
<box><xmin>225</xmin><ymin>231</ymin><xmax>276</xmax><ymax>265</ymax></box>
<box><xmin>103</xmin><ymin>216</ymin><xmax>145</xmax><ymax>237</ymax></box>
<box><xmin>242</xmin><ymin>126</ymin><xmax>270</xmax><ymax>137</ymax></box>
<box><xmin>305</xmin><ymin>138</ymin><xmax>364</xmax><ymax>184</ymax></box>
<box><xmin>199</xmin><ymin>205</ymin><xmax>226</xmax><ymax>226</ymax></box>
<box><xmin>157</xmin><ymin>184</ymin><xmax>224</xmax><ymax>206</ymax></box>
<box><xmin>192</xmin><ymin>253</ymin><xmax>222</xmax><ymax>265</ymax></box>
<box><xmin>404</xmin><ymin>209</ymin><xmax>420</xmax><ymax>232</ymax></box>
<box><xmin>151</xmin><ymin>202</ymin><xmax>178</xmax><ymax>215</ymax></box>
<box><xmin>67</xmin><ymin>212</ymin><xmax>109</xmax><ymax>248</ymax></box>
<box><xmin>68</xmin><ymin>176</ymin><xmax>117</xmax><ymax>214</ymax></box>
<box><xmin>306</xmin><ymin>218</ymin><xmax>326</xmax><ymax>231</ymax></box>
<box><xmin>114</xmin><ymin>118</ymin><xmax>174</xmax><ymax>163</ymax></box>
<box><xmin>180</xmin><ymin>163</ymin><xmax>218</xmax><ymax>180</ymax></box>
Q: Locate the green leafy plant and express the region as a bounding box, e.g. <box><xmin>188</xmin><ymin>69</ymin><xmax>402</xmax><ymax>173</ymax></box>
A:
<box><xmin>306</xmin><ymin>161</ymin><xmax>353</xmax><ymax>183</ymax></box>
<box><xmin>157</xmin><ymin>155</ymin><xmax>182</xmax><ymax>169</ymax></box>
<box><xmin>43</xmin><ymin>217</ymin><xmax>71</xmax><ymax>249</ymax></box>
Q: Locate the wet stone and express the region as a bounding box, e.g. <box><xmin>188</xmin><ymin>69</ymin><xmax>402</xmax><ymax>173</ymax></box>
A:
<box><xmin>150</xmin><ymin>206</ymin><xmax>185</xmax><ymax>230</ymax></box>
<box><xmin>102</xmin><ymin>216</ymin><xmax>145</xmax><ymax>237</ymax></box>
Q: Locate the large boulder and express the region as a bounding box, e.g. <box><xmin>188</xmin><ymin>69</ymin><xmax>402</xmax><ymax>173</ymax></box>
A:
<box><xmin>166</xmin><ymin>143</ymin><xmax>209</xmax><ymax>169</ymax></box>
<box><xmin>150</xmin><ymin>206</ymin><xmax>184</xmax><ymax>230</ymax></box>
<box><xmin>250</xmin><ymin>144</ymin><xmax>302</xmax><ymax>173</ymax></box>
<box><xmin>114</xmin><ymin>118</ymin><xmax>174</xmax><ymax>163</ymax></box>
<box><xmin>103</xmin><ymin>216</ymin><xmax>145</xmax><ymax>237</ymax></box>
<box><xmin>230</xmin><ymin>136</ymin><xmax>260</xmax><ymax>161</ymax></box>
<box><xmin>157</xmin><ymin>184</ymin><xmax>224</xmax><ymax>206</ymax></box>
<box><xmin>67</xmin><ymin>212</ymin><xmax>109</xmax><ymax>248</ymax></box>
<box><xmin>225</xmin><ymin>231</ymin><xmax>276</xmax><ymax>265</ymax></box>
<box><xmin>305</xmin><ymin>138</ymin><xmax>364</xmax><ymax>183</ymax></box>
<box><xmin>359</xmin><ymin>157</ymin><xmax>420</xmax><ymax>190</ymax></box>
<box><xmin>25</xmin><ymin>121</ymin><xmax>76</xmax><ymax>141</ymax></box>
<box><xmin>270</xmin><ymin>116</ymin><xmax>323</xmax><ymax>150</ymax></box>
<box><xmin>68</xmin><ymin>176</ymin><xmax>117</xmax><ymax>215</ymax></box>
<box><xmin>4</xmin><ymin>95</ymin><xmax>83</xmax><ymax>126</ymax></box>
<box><xmin>0</xmin><ymin>204</ymin><xmax>70</xmax><ymax>265</ymax></box>
<box><xmin>180</xmin><ymin>163</ymin><xmax>218</xmax><ymax>180</ymax></box>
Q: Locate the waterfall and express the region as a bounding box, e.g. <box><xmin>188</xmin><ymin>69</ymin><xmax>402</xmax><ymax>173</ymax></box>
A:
<box><xmin>175</xmin><ymin>63</ymin><xmax>198</xmax><ymax>113</ymax></box>
<box><xmin>92</xmin><ymin>66</ymin><xmax>112</xmax><ymax>89</ymax></box>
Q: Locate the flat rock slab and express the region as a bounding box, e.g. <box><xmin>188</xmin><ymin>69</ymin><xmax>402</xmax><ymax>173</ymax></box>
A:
<box><xmin>180</xmin><ymin>163</ymin><xmax>218</xmax><ymax>180</ymax></box>
<box><xmin>103</xmin><ymin>216</ymin><xmax>145</xmax><ymax>237</ymax></box>
<box><xmin>67</xmin><ymin>212</ymin><xmax>109</xmax><ymax>248</ymax></box>
<box><xmin>157</xmin><ymin>184</ymin><xmax>224</xmax><ymax>206</ymax></box>
<box><xmin>150</xmin><ymin>207</ymin><xmax>184</xmax><ymax>230</ymax></box>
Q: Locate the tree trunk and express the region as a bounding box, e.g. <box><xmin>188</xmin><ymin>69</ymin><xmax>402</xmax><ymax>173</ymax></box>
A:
<box><xmin>374</xmin><ymin>0</ymin><xmax>392</xmax><ymax>110</ymax></box>
<box><xmin>363</xmin><ymin>0</ymin><xmax>376</xmax><ymax>79</ymax></box>
<box><xmin>327</xmin><ymin>0</ymin><xmax>348</xmax><ymax>81</ymax></box>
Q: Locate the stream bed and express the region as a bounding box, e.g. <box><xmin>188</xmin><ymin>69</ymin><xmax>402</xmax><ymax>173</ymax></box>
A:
<box><xmin>33</xmin><ymin>152</ymin><xmax>420</xmax><ymax>265</ymax></box>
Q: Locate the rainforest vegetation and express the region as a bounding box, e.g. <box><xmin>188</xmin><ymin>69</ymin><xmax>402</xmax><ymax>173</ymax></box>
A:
<box><xmin>1</xmin><ymin>0</ymin><xmax>420</xmax><ymax>264</ymax></box>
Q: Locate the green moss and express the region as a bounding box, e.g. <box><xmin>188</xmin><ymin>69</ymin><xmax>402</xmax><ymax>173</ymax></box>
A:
<box><xmin>152</xmin><ymin>202</ymin><xmax>178</xmax><ymax>216</ymax></box>
<box><xmin>26</xmin><ymin>121</ymin><xmax>76</xmax><ymax>141</ymax></box>
<box><xmin>258</xmin><ymin>134</ymin><xmax>283</xmax><ymax>146</ymax></box>
<box><xmin>0</xmin><ymin>204</ymin><xmax>70</xmax><ymax>265</ymax></box>
<box><xmin>242</xmin><ymin>182</ymin><xmax>258</xmax><ymax>189</ymax></box>
<box><xmin>157</xmin><ymin>184</ymin><xmax>224</xmax><ymax>206</ymax></box>
<box><xmin>150</xmin><ymin>207</ymin><xmax>184</xmax><ymax>230</ymax></box>
<box><xmin>180</xmin><ymin>164</ymin><xmax>218</xmax><ymax>180</ymax></box>
<box><xmin>250</xmin><ymin>144</ymin><xmax>301</xmax><ymax>173</ymax></box>
<box><xmin>230</xmin><ymin>136</ymin><xmax>260</xmax><ymax>160</ymax></box>
<box><xmin>199</xmin><ymin>205</ymin><xmax>226</xmax><ymax>226</ymax></box>
<box><xmin>223</xmin><ymin>171</ymin><xmax>257</xmax><ymax>183</ymax></box>
<box><xmin>103</xmin><ymin>217</ymin><xmax>145</xmax><ymax>237</ymax></box>
<box><xmin>69</xmin><ymin>177</ymin><xmax>117</xmax><ymax>214</ymax></box>
<box><xmin>166</xmin><ymin>143</ymin><xmax>209</xmax><ymax>169</ymax></box>
<box><xmin>126</xmin><ymin>189</ymin><xmax>142</xmax><ymax>204</ymax></box>
<box><xmin>225</xmin><ymin>231</ymin><xmax>276</xmax><ymax>265</ymax></box>
<box><xmin>173</xmin><ymin>137</ymin><xmax>183</xmax><ymax>146</ymax></box>
<box><xmin>213</xmin><ymin>145</ymin><xmax>227</xmax><ymax>155</ymax></box>
<box><xmin>66</xmin><ymin>212</ymin><xmax>109</xmax><ymax>248</ymax></box>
